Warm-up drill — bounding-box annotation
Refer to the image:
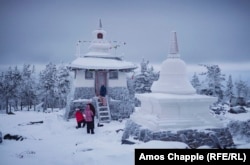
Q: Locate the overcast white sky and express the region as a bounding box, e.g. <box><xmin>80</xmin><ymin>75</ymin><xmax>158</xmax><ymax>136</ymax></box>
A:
<box><xmin>0</xmin><ymin>0</ymin><xmax>250</xmax><ymax>70</ymax></box>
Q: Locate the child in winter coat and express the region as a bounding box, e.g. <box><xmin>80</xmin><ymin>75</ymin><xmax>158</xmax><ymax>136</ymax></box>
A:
<box><xmin>88</xmin><ymin>103</ymin><xmax>96</xmax><ymax>127</ymax></box>
<box><xmin>75</xmin><ymin>108</ymin><xmax>86</xmax><ymax>129</ymax></box>
<box><xmin>84</xmin><ymin>104</ymin><xmax>95</xmax><ymax>134</ymax></box>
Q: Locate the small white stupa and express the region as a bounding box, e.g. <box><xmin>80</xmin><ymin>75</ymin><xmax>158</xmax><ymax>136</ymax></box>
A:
<box><xmin>131</xmin><ymin>31</ymin><xmax>223</xmax><ymax>131</ymax></box>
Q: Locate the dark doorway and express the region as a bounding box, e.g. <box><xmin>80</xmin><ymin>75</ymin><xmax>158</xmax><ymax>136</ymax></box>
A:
<box><xmin>95</xmin><ymin>71</ymin><xmax>107</xmax><ymax>96</ymax></box>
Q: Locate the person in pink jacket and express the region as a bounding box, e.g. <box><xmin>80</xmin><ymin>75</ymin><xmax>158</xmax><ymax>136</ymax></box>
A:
<box><xmin>84</xmin><ymin>103</ymin><xmax>95</xmax><ymax>134</ymax></box>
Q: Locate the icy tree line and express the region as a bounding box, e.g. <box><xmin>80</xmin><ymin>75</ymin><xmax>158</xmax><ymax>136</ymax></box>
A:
<box><xmin>0</xmin><ymin>63</ymin><xmax>71</xmax><ymax>114</ymax></box>
<box><xmin>128</xmin><ymin>60</ymin><xmax>249</xmax><ymax>106</ymax></box>
<box><xmin>1</xmin><ymin>59</ymin><xmax>248</xmax><ymax>114</ymax></box>
<box><xmin>191</xmin><ymin>64</ymin><xmax>250</xmax><ymax>105</ymax></box>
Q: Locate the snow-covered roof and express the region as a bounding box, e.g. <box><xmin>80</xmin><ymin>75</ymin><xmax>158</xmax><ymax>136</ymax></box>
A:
<box><xmin>68</xmin><ymin>57</ymin><xmax>138</xmax><ymax>70</ymax></box>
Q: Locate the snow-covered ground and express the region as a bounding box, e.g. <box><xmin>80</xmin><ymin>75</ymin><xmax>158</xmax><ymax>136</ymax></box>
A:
<box><xmin>0</xmin><ymin>108</ymin><xmax>249</xmax><ymax>165</ymax></box>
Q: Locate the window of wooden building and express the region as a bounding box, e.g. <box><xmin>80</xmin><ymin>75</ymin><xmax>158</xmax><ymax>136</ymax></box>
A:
<box><xmin>109</xmin><ymin>70</ymin><xmax>118</xmax><ymax>79</ymax></box>
<box><xmin>85</xmin><ymin>70</ymin><xmax>94</xmax><ymax>79</ymax></box>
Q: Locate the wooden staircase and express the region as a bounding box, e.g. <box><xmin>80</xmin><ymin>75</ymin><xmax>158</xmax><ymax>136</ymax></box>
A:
<box><xmin>94</xmin><ymin>96</ymin><xmax>111</xmax><ymax>123</ymax></box>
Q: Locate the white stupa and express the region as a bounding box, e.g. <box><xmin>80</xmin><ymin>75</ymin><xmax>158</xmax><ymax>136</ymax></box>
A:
<box><xmin>131</xmin><ymin>31</ymin><xmax>223</xmax><ymax>131</ymax></box>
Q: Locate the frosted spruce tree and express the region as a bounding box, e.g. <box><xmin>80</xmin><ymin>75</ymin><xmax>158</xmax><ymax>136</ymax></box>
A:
<box><xmin>191</xmin><ymin>72</ymin><xmax>201</xmax><ymax>94</ymax></box>
<box><xmin>235</xmin><ymin>79</ymin><xmax>249</xmax><ymax>99</ymax></box>
<box><xmin>0</xmin><ymin>66</ymin><xmax>22</xmax><ymax>113</ymax></box>
<box><xmin>133</xmin><ymin>58</ymin><xmax>159</xmax><ymax>93</ymax></box>
<box><xmin>126</xmin><ymin>58</ymin><xmax>159</xmax><ymax>107</ymax></box>
<box><xmin>224</xmin><ymin>74</ymin><xmax>234</xmax><ymax>104</ymax></box>
<box><xmin>10</xmin><ymin>66</ymin><xmax>22</xmax><ymax>111</ymax></box>
<box><xmin>199</xmin><ymin>64</ymin><xmax>225</xmax><ymax>102</ymax></box>
<box><xmin>56</xmin><ymin>63</ymin><xmax>71</xmax><ymax>109</ymax></box>
<box><xmin>20</xmin><ymin>64</ymin><xmax>37</xmax><ymax>111</ymax></box>
<box><xmin>38</xmin><ymin>62</ymin><xmax>58</xmax><ymax>111</ymax></box>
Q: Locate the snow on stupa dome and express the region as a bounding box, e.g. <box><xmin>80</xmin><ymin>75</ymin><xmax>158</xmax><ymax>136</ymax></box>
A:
<box><xmin>151</xmin><ymin>31</ymin><xmax>196</xmax><ymax>95</ymax></box>
<box><xmin>161</xmin><ymin>58</ymin><xmax>186</xmax><ymax>75</ymax></box>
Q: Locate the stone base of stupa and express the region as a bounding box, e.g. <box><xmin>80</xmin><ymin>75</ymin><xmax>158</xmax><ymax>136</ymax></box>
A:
<box><xmin>131</xmin><ymin>93</ymin><xmax>224</xmax><ymax>131</ymax></box>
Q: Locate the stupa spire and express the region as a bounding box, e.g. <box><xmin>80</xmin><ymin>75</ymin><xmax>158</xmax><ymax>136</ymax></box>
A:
<box><xmin>151</xmin><ymin>30</ymin><xmax>196</xmax><ymax>95</ymax></box>
<box><xmin>168</xmin><ymin>31</ymin><xmax>180</xmax><ymax>58</ymax></box>
<box><xmin>99</xmin><ymin>19</ymin><xmax>102</xmax><ymax>29</ymax></box>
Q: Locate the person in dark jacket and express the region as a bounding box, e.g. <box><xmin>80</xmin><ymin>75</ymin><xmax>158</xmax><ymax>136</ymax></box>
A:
<box><xmin>84</xmin><ymin>104</ymin><xmax>95</xmax><ymax>134</ymax></box>
<box><xmin>75</xmin><ymin>108</ymin><xmax>86</xmax><ymax>129</ymax></box>
<box><xmin>99</xmin><ymin>84</ymin><xmax>107</xmax><ymax>106</ymax></box>
<box><xmin>100</xmin><ymin>84</ymin><xmax>106</xmax><ymax>97</ymax></box>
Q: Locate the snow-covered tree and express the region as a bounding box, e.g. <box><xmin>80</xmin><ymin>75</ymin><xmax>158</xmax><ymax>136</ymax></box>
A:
<box><xmin>56</xmin><ymin>63</ymin><xmax>71</xmax><ymax>109</ymax></box>
<box><xmin>224</xmin><ymin>75</ymin><xmax>234</xmax><ymax>103</ymax></box>
<box><xmin>191</xmin><ymin>72</ymin><xmax>201</xmax><ymax>93</ymax></box>
<box><xmin>134</xmin><ymin>58</ymin><xmax>159</xmax><ymax>93</ymax></box>
<box><xmin>0</xmin><ymin>66</ymin><xmax>22</xmax><ymax>113</ymax></box>
<box><xmin>20</xmin><ymin>64</ymin><xmax>37</xmax><ymax>111</ymax></box>
<box><xmin>0</xmin><ymin>72</ymin><xmax>5</xmax><ymax>111</ymax></box>
<box><xmin>38</xmin><ymin>62</ymin><xmax>58</xmax><ymax>111</ymax></box>
<box><xmin>127</xmin><ymin>75</ymin><xmax>135</xmax><ymax>96</ymax></box>
<box><xmin>140</xmin><ymin>58</ymin><xmax>149</xmax><ymax>73</ymax></box>
<box><xmin>127</xmin><ymin>74</ymin><xmax>141</xmax><ymax>107</ymax></box>
<box><xmin>199</xmin><ymin>64</ymin><xmax>225</xmax><ymax>101</ymax></box>
<box><xmin>10</xmin><ymin>66</ymin><xmax>22</xmax><ymax>111</ymax></box>
<box><xmin>235</xmin><ymin>79</ymin><xmax>248</xmax><ymax>98</ymax></box>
